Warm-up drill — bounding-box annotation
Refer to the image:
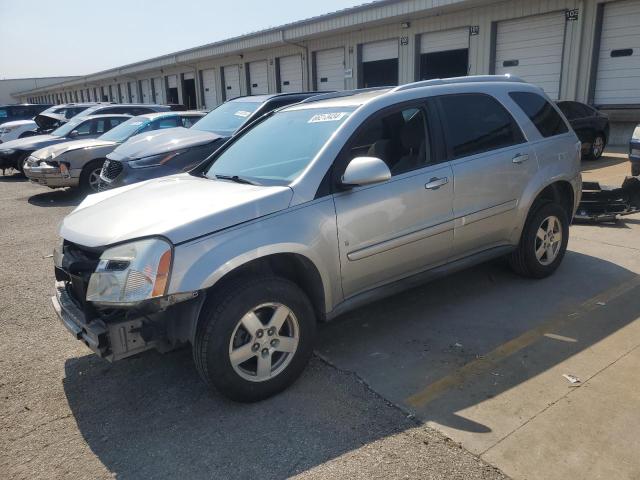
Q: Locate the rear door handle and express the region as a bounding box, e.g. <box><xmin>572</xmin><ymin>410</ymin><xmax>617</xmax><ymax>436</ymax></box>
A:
<box><xmin>512</xmin><ymin>153</ymin><xmax>529</xmax><ymax>164</ymax></box>
<box><xmin>425</xmin><ymin>177</ymin><xmax>448</xmax><ymax>190</ymax></box>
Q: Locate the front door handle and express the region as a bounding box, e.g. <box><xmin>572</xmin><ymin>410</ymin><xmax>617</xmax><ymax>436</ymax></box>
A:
<box><xmin>512</xmin><ymin>153</ymin><xmax>529</xmax><ymax>164</ymax></box>
<box><xmin>425</xmin><ymin>177</ymin><xmax>448</xmax><ymax>190</ymax></box>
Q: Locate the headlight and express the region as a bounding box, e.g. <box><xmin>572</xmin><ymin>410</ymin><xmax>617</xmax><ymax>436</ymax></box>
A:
<box><xmin>633</xmin><ymin>125</ymin><xmax>640</xmax><ymax>141</ymax></box>
<box><xmin>0</xmin><ymin>148</ymin><xmax>15</xmax><ymax>155</ymax></box>
<box><xmin>86</xmin><ymin>238</ymin><xmax>172</xmax><ymax>306</ymax></box>
<box><xmin>129</xmin><ymin>150</ymin><xmax>185</xmax><ymax>169</ymax></box>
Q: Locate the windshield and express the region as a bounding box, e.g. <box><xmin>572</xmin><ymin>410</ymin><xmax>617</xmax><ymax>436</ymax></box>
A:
<box><xmin>192</xmin><ymin>101</ymin><xmax>261</xmax><ymax>136</ymax></box>
<box><xmin>99</xmin><ymin>116</ymin><xmax>149</xmax><ymax>142</ymax></box>
<box><xmin>51</xmin><ymin>117</ymin><xmax>85</xmax><ymax>137</ymax></box>
<box><xmin>205</xmin><ymin>107</ymin><xmax>354</xmax><ymax>184</ymax></box>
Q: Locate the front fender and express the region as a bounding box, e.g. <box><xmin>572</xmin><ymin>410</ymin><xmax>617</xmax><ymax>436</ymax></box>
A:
<box><xmin>168</xmin><ymin>197</ymin><xmax>342</xmax><ymax>313</ymax></box>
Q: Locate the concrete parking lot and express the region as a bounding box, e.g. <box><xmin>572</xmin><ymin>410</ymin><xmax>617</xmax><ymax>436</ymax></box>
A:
<box><xmin>1</xmin><ymin>151</ymin><xmax>638</xmax><ymax>480</ymax></box>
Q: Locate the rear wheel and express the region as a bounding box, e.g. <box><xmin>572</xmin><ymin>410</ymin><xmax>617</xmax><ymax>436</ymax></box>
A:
<box><xmin>79</xmin><ymin>160</ymin><xmax>104</xmax><ymax>193</ymax></box>
<box><xmin>509</xmin><ymin>202</ymin><xmax>569</xmax><ymax>278</ymax></box>
<box><xmin>588</xmin><ymin>134</ymin><xmax>605</xmax><ymax>160</ymax></box>
<box><xmin>194</xmin><ymin>276</ymin><xmax>316</xmax><ymax>402</ymax></box>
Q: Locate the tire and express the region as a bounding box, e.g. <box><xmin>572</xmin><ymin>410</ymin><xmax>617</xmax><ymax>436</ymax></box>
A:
<box><xmin>509</xmin><ymin>202</ymin><xmax>569</xmax><ymax>279</ymax></box>
<box><xmin>632</xmin><ymin>163</ymin><xmax>640</xmax><ymax>177</ymax></box>
<box><xmin>15</xmin><ymin>152</ymin><xmax>30</xmax><ymax>175</ymax></box>
<box><xmin>79</xmin><ymin>160</ymin><xmax>105</xmax><ymax>193</ymax></box>
<box><xmin>194</xmin><ymin>276</ymin><xmax>316</xmax><ymax>402</ymax></box>
<box><xmin>588</xmin><ymin>134</ymin><xmax>605</xmax><ymax>160</ymax></box>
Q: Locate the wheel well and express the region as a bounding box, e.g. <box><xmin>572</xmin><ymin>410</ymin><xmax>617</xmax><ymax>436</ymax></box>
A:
<box><xmin>206</xmin><ymin>253</ymin><xmax>326</xmax><ymax>321</ymax></box>
<box><xmin>533</xmin><ymin>181</ymin><xmax>575</xmax><ymax>218</ymax></box>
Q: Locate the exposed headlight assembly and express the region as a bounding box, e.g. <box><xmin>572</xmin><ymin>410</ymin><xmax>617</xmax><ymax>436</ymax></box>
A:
<box><xmin>0</xmin><ymin>148</ymin><xmax>16</xmax><ymax>155</ymax></box>
<box><xmin>129</xmin><ymin>150</ymin><xmax>186</xmax><ymax>169</ymax></box>
<box><xmin>86</xmin><ymin>238</ymin><xmax>172</xmax><ymax>306</ymax></box>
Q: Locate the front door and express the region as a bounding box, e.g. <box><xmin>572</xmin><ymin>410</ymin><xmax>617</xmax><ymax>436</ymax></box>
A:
<box><xmin>334</xmin><ymin>104</ymin><xmax>454</xmax><ymax>298</ymax></box>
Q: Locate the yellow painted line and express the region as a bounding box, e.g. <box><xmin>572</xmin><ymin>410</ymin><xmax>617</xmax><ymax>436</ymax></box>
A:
<box><xmin>405</xmin><ymin>275</ymin><xmax>640</xmax><ymax>409</ymax></box>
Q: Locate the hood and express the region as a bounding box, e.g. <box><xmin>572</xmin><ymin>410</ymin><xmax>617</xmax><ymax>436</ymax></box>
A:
<box><xmin>107</xmin><ymin>127</ymin><xmax>222</xmax><ymax>161</ymax></box>
<box><xmin>33</xmin><ymin>138</ymin><xmax>116</xmax><ymax>160</ymax></box>
<box><xmin>60</xmin><ymin>173</ymin><xmax>293</xmax><ymax>246</ymax></box>
<box><xmin>0</xmin><ymin>134</ymin><xmax>60</xmax><ymax>152</ymax></box>
<box><xmin>35</xmin><ymin>113</ymin><xmax>66</xmax><ymax>130</ymax></box>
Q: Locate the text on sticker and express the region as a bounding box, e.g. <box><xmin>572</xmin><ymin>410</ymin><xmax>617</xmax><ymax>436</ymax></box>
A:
<box><xmin>308</xmin><ymin>112</ymin><xmax>348</xmax><ymax>123</ymax></box>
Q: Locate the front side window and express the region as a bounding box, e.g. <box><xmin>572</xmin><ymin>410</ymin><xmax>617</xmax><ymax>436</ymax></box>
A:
<box><xmin>347</xmin><ymin>106</ymin><xmax>432</xmax><ymax>176</ymax></box>
<box><xmin>0</xmin><ymin>108</ymin><xmax>7</xmax><ymax>118</ymax></box>
<box><xmin>205</xmin><ymin>107</ymin><xmax>354</xmax><ymax>184</ymax></box>
<box><xmin>438</xmin><ymin>93</ymin><xmax>524</xmax><ymax>159</ymax></box>
<box><xmin>52</xmin><ymin>117</ymin><xmax>85</xmax><ymax>137</ymax></box>
<box><xmin>510</xmin><ymin>92</ymin><xmax>568</xmax><ymax>138</ymax></box>
<box><xmin>181</xmin><ymin>115</ymin><xmax>201</xmax><ymax>128</ymax></box>
<box><xmin>154</xmin><ymin>117</ymin><xmax>180</xmax><ymax>129</ymax></box>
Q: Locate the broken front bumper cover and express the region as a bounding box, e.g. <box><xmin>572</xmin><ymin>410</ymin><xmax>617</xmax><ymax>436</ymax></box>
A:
<box><xmin>575</xmin><ymin>177</ymin><xmax>640</xmax><ymax>222</ymax></box>
<box><xmin>51</xmin><ymin>282</ymin><xmax>158</xmax><ymax>361</ymax></box>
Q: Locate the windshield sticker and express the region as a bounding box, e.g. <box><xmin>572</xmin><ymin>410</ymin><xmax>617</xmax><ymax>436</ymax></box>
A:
<box><xmin>129</xmin><ymin>121</ymin><xmax>143</xmax><ymax>125</ymax></box>
<box><xmin>234</xmin><ymin>110</ymin><xmax>252</xmax><ymax>118</ymax></box>
<box><xmin>308</xmin><ymin>112</ymin><xmax>348</xmax><ymax>123</ymax></box>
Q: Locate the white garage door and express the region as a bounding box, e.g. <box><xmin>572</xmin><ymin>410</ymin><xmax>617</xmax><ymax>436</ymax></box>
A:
<box><xmin>200</xmin><ymin>69</ymin><xmax>218</xmax><ymax>109</ymax></box>
<box><xmin>495</xmin><ymin>12</ymin><xmax>566</xmax><ymax>100</ymax></box>
<box><xmin>249</xmin><ymin>61</ymin><xmax>269</xmax><ymax>95</ymax></box>
<box><xmin>315</xmin><ymin>48</ymin><xmax>345</xmax><ymax>91</ymax></box>
<box><xmin>362</xmin><ymin>39</ymin><xmax>398</xmax><ymax>62</ymax></box>
<box><xmin>279</xmin><ymin>55</ymin><xmax>303</xmax><ymax>92</ymax></box>
<box><xmin>120</xmin><ymin>83</ymin><xmax>128</xmax><ymax>102</ymax></box>
<box><xmin>420</xmin><ymin>27</ymin><xmax>469</xmax><ymax>53</ymax></box>
<box><xmin>152</xmin><ymin>77</ymin><xmax>164</xmax><ymax>103</ymax></box>
<box><xmin>223</xmin><ymin>65</ymin><xmax>241</xmax><ymax>100</ymax></box>
<box><xmin>594</xmin><ymin>0</ymin><xmax>640</xmax><ymax>105</ymax></box>
<box><xmin>140</xmin><ymin>79</ymin><xmax>150</xmax><ymax>103</ymax></box>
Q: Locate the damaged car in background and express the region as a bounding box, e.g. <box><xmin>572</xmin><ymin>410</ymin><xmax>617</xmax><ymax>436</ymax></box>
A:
<box><xmin>24</xmin><ymin>111</ymin><xmax>205</xmax><ymax>192</ymax></box>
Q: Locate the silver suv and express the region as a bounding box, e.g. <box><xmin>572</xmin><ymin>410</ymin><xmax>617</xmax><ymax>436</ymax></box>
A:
<box><xmin>52</xmin><ymin>76</ymin><xmax>582</xmax><ymax>402</ymax></box>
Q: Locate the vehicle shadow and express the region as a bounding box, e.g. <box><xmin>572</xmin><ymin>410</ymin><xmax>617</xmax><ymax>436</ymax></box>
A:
<box><xmin>62</xmin><ymin>251</ymin><xmax>638</xmax><ymax>478</ymax></box>
<box><xmin>581</xmin><ymin>154</ymin><xmax>628</xmax><ymax>172</ymax></box>
<box><xmin>0</xmin><ymin>171</ymin><xmax>26</xmax><ymax>182</ymax></box>
<box><xmin>316</xmin><ymin>250</ymin><xmax>639</xmax><ymax>434</ymax></box>
<box><xmin>63</xmin><ymin>351</ymin><xmax>415</xmax><ymax>480</ymax></box>
<box><xmin>27</xmin><ymin>188</ymin><xmax>84</xmax><ymax>207</ymax></box>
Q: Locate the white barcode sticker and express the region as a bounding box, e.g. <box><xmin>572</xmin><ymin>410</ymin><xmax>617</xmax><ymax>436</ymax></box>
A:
<box><xmin>308</xmin><ymin>112</ymin><xmax>348</xmax><ymax>123</ymax></box>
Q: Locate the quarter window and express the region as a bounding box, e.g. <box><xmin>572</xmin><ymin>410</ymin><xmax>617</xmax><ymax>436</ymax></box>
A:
<box><xmin>348</xmin><ymin>107</ymin><xmax>432</xmax><ymax>176</ymax></box>
<box><xmin>438</xmin><ymin>94</ymin><xmax>524</xmax><ymax>159</ymax></box>
<box><xmin>510</xmin><ymin>92</ymin><xmax>568</xmax><ymax>138</ymax></box>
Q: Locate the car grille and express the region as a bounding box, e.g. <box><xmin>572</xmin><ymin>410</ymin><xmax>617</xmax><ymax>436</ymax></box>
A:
<box><xmin>101</xmin><ymin>159</ymin><xmax>123</xmax><ymax>181</ymax></box>
<box><xmin>59</xmin><ymin>242</ymin><xmax>103</xmax><ymax>310</ymax></box>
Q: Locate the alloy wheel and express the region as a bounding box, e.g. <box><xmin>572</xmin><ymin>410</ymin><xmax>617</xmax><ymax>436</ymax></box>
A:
<box><xmin>88</xmin><ymin>168</ymin><xmax>102</xmax><ymax>192</ymax></box>
<box><xmin>592</xmin><ymin>136</ymin><xmax>604</xmax><ymax>159</ymax></box>
<box><xmin>535</xmin><ymin>215</ymin><xmax>562</xmax><ymax>266</ymax></box>
<box><xmin>228</xmin><ymin>302</ymin><xmax>300</xmax><ymax>382</ymax></box>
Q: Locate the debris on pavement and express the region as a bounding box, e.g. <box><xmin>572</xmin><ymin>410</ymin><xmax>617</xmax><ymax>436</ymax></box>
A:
<box><xmin>575</xmin><ymin>176</ymin><xmax>640</xmax><ymax>223</ymax></box>
<box><xmin>562</xmin><ymin>374</ymin><xmax>581</xmax><ymax>385</ymax></box>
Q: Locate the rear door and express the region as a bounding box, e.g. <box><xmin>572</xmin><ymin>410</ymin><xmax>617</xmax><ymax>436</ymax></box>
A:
<box><xmin>334</xmin><ymin>103</ymin><xmax>454</xmax><ymax>298</ymax></box>
<box><xmin>436</xmin><ymin>93</ymin><xmax>534</xmax><ymax>259</ymax></box>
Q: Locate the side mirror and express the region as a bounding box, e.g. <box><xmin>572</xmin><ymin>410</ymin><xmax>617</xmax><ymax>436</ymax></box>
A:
<box><xmin>68</xmin><ymin>129</ymin><xmax>79</xmax><ymax>138</ymax></box>
<box><xmin>341</xmin><ymin>156</ymin><xmax>391</xmax><ymax>187</ymax></box>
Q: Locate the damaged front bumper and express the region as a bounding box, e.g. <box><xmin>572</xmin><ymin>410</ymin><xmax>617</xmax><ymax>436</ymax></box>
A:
<box><xmin>24</xmin><ymin>158</ymin><xmax>79</xmax><ymax>188</ymax></box>
<box><xmin>52</xmin><ymin>282</ymin><xmax>160</xmax><ymax>361</ymax></box>
<box><xmin>575</xmin><ymin>177</ymin><xmax>640</xmax><ymax>222</ymax></box>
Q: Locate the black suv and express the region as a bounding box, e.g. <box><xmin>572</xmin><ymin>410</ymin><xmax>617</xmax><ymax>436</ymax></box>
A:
<box><xmin>556</xmin><ymin>101</ymin><xmax>609</xmax><ymax>160</ymax></box>
<box><xmin>100</xmin><ymin>92</ymin><xmax>329</xmax><ymax>188</ymax></box>
<box><xmin>0</xmin><ymin>104</ymin><xmax>53</xmax><ymax>126</ymax></box>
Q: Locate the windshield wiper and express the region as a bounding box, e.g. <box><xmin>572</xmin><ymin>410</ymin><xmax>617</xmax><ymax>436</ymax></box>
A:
<box><xmin>214</xmin><ymin>174</ymin><xmax>260</xmax><ymax>186</ymax></box>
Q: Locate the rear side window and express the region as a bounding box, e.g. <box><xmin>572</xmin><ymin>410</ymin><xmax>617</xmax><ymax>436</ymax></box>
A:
<box><xmin>437</xmin><ymin>93</ymin><xmax>524</xmax><ymax>159</ymax></box>
<box><xmin>510</xmin><ymin>92</ymin><xmax>568</xmax><ymax>138</ymax></box>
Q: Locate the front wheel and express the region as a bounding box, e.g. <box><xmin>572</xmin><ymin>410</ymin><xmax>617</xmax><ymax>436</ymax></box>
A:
<box><xmin>79</xmin><ymin>160</ymin><xmax>104</xmax><ymax>193</ymax></box>
<box><xmin>589</xmin><ymin>134</ymin><xmax>605</xmax><ymax>160</ymax></box>
<box><xmin>509</xmin><ymin>202</ymin><xmax>569</xmax><ymax>278</ymax></box>
<box><xmin>194</xmin><ymin>276</ymin><xmax>316</xmax><ymax>402</ymax></box>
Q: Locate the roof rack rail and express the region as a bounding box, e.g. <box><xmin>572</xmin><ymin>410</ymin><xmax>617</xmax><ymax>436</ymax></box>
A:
<box><xmin>299</xmin><ymin>87</ymin><xmax>388</xmax><ymax>104</ymax></box>
<box><xmin>391</xmin><ymin>74</ymin><xmax>526</xmax><ymax>93</ymax></box>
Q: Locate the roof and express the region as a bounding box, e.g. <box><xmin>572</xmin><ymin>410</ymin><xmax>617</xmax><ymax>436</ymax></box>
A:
<box><xmin>138</xmin><ymin>110</ymin><xmax>206</xmax><ymax>120</ymax></box>
<box><xmin>288</xmin><ymin>88</ymin><xmax>390</xmax><ymax>110</ymax></box>
<box><xmin>80</xmin><ymin>114</ymin><xmax>133</xmax><ymax>119</ymax></box>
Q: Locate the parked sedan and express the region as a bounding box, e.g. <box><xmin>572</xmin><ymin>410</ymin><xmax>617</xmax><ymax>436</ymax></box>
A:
<box><xmin>556</xmin><ymin>101</ymin><xmax>609</xmax><ymax>160</ymax></box>
<box><xmin>99</xmin><ymin>92</ymin><xmax>325</xmax><ymax>188</ymax></box>
<box><xmin>24</xmin><ymin>111</ymin><xmax>205</xmax><ymax>192</ymax></box>
<box><xmin>0</xmin><ymin>103</ymin><xmax>98</xmax><ymax>142</ymax></box>
<box><xmin>0</xmin><ymin>114</ymin><xmax>130</xmax><ymax>174</ymax></box>
<box><xmin>630</xmin><ymin>124</ymin><xmax>640</xmax><ymax>177</ymax></box>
